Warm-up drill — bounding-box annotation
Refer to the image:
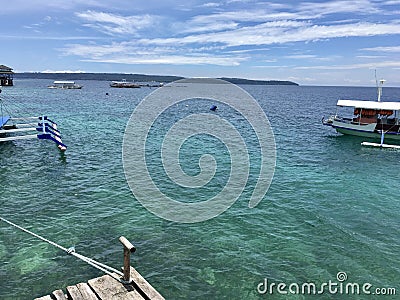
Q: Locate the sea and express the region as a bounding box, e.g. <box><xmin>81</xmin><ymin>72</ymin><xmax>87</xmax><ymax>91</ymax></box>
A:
<box><xmin>0</xmin><ymin>79</ymin><xmax>399</xmax><ymax>299</ymax></box>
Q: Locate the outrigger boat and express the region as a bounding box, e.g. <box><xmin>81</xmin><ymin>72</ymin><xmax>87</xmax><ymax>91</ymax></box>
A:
<box><xmin>0</xmin><ymin>88</ymin><xmax>67</xmax><ymax>151</ymax></box>
<box><xmin>322</xmin><ymin>79</ymin><xmax>400</xmax><ymax>148</ymax></box>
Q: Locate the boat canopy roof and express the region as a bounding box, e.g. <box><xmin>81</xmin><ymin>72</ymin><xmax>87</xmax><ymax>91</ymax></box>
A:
<box><xmin>337</xmin><ymin>100</ymin><xmax>400</xmax><ymax>110</ymax></box>
<box><xmin>53</xmin><ymin>81</ymin><xmax>75</xmax><ymax>84</ymax></box>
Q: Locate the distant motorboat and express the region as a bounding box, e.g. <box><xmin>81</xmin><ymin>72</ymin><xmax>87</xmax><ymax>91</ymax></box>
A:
<box><xmin>110</xmin><ymin>79</ymin><xmax>140</xmax><ymax>88</ymax></box>
<box><xmin>48</xmin><ymin>81</ymin><xmax>83</xmax><ymax>89</ymax></box>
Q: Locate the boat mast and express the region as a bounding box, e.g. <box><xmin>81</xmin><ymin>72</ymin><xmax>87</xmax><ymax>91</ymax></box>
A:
<box><xmin>377</xmin><ymin>79</ymin><xmax>385</xmax><ymax>102</ymax></box>
<box><xmin>375</xmin><ymin>70</ymin><xmax>385</xmax><ymax>102</ymax></box>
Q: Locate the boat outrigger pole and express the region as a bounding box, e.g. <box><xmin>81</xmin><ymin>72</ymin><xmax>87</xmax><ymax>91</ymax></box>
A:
<box><xmin>0</xmin><ymin>115</ymin><xmax>67</xmax><ymax>151</ymax></box>
<box><xmin>360</xmin><ymin>77</ymin><xmax>400</xmax><ymax>149</ymax></box>
<box><xmin>37</xmin><ymin>116</ymin><xmax>67</xmax><ymax>151</ymax></box>
<box><xmin>0</xmin><ymin>87</ymin><xmax>66</xmax><ymax>151</ymax></box>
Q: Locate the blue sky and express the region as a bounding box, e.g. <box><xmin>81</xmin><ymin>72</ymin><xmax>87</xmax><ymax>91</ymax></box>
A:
<box><xmin>1</xmin><ymin>0</ymin><xmax>400</xmax><ymax>86</ymax></box>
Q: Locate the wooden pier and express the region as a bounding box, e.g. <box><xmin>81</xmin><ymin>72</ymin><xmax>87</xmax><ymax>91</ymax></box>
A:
<box><xmin>35</xmin><ymin>266</ymin><xmax>164</xmax><ymax>300</ymax></box>
<box><xmin>35</xmin><ymin>237</ymin><xmax>164</xmax><ymax>300</ymax></box>
<box><xmin>0</xmin><ymin>65</ymin><xmax>14</xmax><ymax>86</ymax></box>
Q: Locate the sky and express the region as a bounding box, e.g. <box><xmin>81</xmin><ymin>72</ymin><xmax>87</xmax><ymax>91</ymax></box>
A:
<box><xmin>1</xmin><ymin>0</ymin><xmax>400</xmax><ymax>86</ymax></box>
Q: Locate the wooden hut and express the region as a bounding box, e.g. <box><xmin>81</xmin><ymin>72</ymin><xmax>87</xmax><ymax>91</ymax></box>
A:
<box><xmin>0</xmin><ymin>65</ymin><xmax>14</xmax><ymax>86</ymax></box>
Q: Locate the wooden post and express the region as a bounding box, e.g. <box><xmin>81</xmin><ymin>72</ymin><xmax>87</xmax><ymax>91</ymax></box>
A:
<box><xmin>119</xmin><ymin>236</ymin><xmax>136</xmax><ymax>283</ymax></box>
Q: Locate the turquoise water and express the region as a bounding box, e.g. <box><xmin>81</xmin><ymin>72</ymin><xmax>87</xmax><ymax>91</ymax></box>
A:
<box><xmin>0</xmin><ymin>79</ymin><xmax>399</xmax><ymax>299</ymax></box>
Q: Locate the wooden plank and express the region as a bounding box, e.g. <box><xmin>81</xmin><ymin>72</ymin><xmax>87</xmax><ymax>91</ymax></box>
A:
<box><xmin>88</xmin><ymin>274</ymin><xmax>144</xmax><ymax>300</ymax></box>
<box><xmin>129</xmin><ymin>267</ymin><xmax>165</xmax><ymax>300</ymax></box>
<box><xmin>67</xmin><ymin>285</ymin><xmax>84</xmax><ymax>300</ymax></box>
<box><xmin>67</xmin><ymin>283</ymin><xmax>98</xmax><ymax>300</ymax></box>
<box><xmin>34</xmin><ymin>295</ymin><xmax>52</xmax><ymax>300</ymax></box>
<box><xmin>52</xmin><ymin>289</ymin><xmax>67</xmax><ymax>300</ymax></box>
<box><xmin>76</xmin><ymin>283</ymin><xmax>98</xmax><ymax>300</ymax></box>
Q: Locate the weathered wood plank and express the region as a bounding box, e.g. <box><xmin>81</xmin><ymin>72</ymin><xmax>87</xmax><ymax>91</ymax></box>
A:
<box><xmin>76</xmin><ymin>283</ymin><xmax>98</xmax><ymax>300</ymax></box>
<box><xmin>34</xmin><ymin>295</ymin><xmax>52</xmax><ymax>300</ymax></box>
<box><xmin>52</xmin><ymin>289</ymin><xmax>67</xmax><ymax>300</ymax></box>
<box><xmin>88</xmin><ymin>274</ymin><xmax>144</xmax><ymax>300</ymax></box>
<box><xmin>67</xmin><ymin>285</ymin><xmax>84</xmax><ymax>300</ymax></box>
<box><xmin>130</xmin><ymin>267</ymin><xmax>165</xmax><ymax>300</ymax></box>
<box><xmin>67</xmin><ymin>283</ymin><xmax>98</xmax><ymax>300</ymax></box>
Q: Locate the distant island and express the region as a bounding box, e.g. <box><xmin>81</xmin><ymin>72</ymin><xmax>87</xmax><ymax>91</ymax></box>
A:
<box><xmin>14</xmin><ymin>72</ymin><xmax>299</xmax><ymax>86</ymax></box>
<box><xmin>219</xmin><ymin>77</ymin><xmax>298</xmax><ymax>86</ymax></box>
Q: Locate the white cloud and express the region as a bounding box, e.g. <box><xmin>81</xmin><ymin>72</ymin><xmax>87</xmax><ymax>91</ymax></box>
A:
<box><xmin>298</xmin><ymin>0</ymin><xmax>381</xmax><ymax>16</ymax></box>
<box><xmin>177</xmin><ymin>0</ymin><xmax>387</xmax><ymax>28</ymax></box>
<box><xmin>200</xmin><ymin>2</ymin><xmax>222</xmax><ymax>8</ymax></box>
<box><xmin>382</xmin><ymin>0</ymin><xmax>400</xmax><ymax>5</ymax></box>
<box><xmin>0</xmin><ymin>34</ymin><xmax>103</xmax><ymax>40</ymax></box>
<box><xmin>295</xmin><ymin>61</ymin><xmax>400</xmax><ymax>70</ymax></box>
<box><xmin>0</xmin><ymin>0</ymin><xmax>105</xmax><ymax>14</ymax></box>
<box><xmin>228</xmin><ymin>47</ymin><xmax>271</xmax><ymax>53</ymax></box>
<box><xmin>44</xmin><ymin>0</ymin><xmax>400</xmax><ymax>74</ymax></box>
<box><xmin>41</xmin><ymin>69</ymin><xmax>84</xmax><ymax>73</ymax></box>
<box><xmin>253</xmin><ymin>65</ymin><xmax>289</xmax><ymax>68</ymax></box>
<box><xmin>180</xmin><ymin>21</ymin><xmax>239</xmax><ymax>34</ymax></box>
<box><xmin>139</xmin><ymin>21</ymin><xmax>400</xmax><ymax>48</ymax></box>
<box><xmin>61</xmin><ymin>41</ymin><xmax>247</xmax><ymax>66</ymax></box>
<box><xmin>61</xmin><ymin>42</ymin><xmax>130</xmax><ymax>58</ymax></box>
<box><xmin>361</xmin><ymin>46</ymin><xmax>400</xmax><ymax>52</ymax></box>
<box><xmin>188</xmin><ymin>9</ymin><xmax>313</xmax><ymax>25</ymax></box>
<box><xmin>285</xmin><ymin>54</ymin><xmax>317</xmax><ymax>59</ymax></box>
<box><xmin>356</xmin><ymin>55</ymin><xmax>385</xmax><ymax>59</ymax></box>
<box><xmin>82</xmin><ymin>55</ymin><xmax>246</xmax><ymax>66</ymax></box>
<box><xmin>76</xmin><ymin>10</ymin><xmax>158</xmax><ymax>35</ymax></box>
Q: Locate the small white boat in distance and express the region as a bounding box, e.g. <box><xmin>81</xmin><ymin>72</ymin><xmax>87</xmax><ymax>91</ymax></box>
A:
<box><xmin>323</xmin><ymin>79</ymin><xmax>400</xmax><ymax>146</ymax></box>
<box><xmin>48</xmin><ymin>81</ymin><xmax>83</xmax><ymax>89</ymax></box>
<box><xmin>137</xmin><ymin>81</ymin><xmax>164</xmax><ymax>87</ymax></box>
<box><xmin>110</xmin><ymin>79</ymin><xmax>140</xmax><ymax>88</ymax></box>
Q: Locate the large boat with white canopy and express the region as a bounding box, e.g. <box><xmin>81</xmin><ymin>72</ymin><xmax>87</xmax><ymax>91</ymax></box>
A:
<box><xmin>322</xmin><ymin>79</ymin><xmax>400</xmax><ymax>147</ymax></box>
<box><xmin>48</xmin><ymin>81</ymin><xmax>82</xmax><ymax>89</ymax></box>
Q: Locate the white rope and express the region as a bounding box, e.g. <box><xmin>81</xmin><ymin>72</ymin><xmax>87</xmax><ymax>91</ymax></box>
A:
<box><xmin>0</xmin><ymin>216</ymin><xmax>130</xmax><ymax>284</ymax></box>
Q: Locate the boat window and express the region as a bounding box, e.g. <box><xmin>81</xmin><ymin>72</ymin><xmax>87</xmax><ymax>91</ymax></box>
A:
<box><xmin>378</xmin><ymin>110</ymin><xmax>393</xmax><ymax>116</ymax></box>
<box><xmin>360</xmin><ymin>109</ymin><xmax>376</xmax><ymax>116</ymax></box>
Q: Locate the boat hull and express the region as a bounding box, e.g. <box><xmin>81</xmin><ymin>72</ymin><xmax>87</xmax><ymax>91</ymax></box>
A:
<box><xmin>326</xmin><ymin>121</ymin><xmax>400</xmax><ymax>141</ymax></box>
<box><xmin>334</xmin><ymin>127</ymin><xmax>400</xmax><ymax>140</ymax></box>
<box><xmin>48</xmin><ymin>86</ymin><xmax>82</xmax><ymax>89</ymax></box>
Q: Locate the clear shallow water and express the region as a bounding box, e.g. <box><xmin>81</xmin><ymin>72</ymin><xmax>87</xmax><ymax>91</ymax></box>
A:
<box><xmin>0</xmin><ymin>79</ymin><xmax>399</xmax><ymax>299</ymax></box>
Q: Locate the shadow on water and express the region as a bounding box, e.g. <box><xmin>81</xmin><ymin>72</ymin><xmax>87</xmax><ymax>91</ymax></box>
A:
<box><xmin>58</xmin><ymin>151</ymin><xmax>67</xmax><ymax>164</ymax></box>
<box><xmin>327</xmin><ymin>132</ymin><xmax>400</xmax><ymax>150</ymax></box>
